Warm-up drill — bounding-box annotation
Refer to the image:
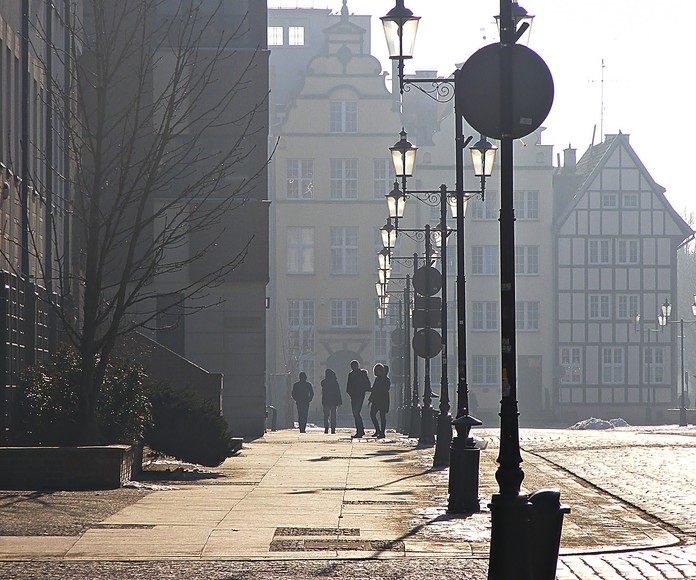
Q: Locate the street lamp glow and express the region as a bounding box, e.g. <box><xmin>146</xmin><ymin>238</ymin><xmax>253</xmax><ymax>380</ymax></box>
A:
<box><xmin>447</xmin><ymin>193</ymin><xmax>470</xmax><ymax>219</ymax></box>
<box><xmin>377</xmin><ymin>248</ymin><xmax>391</xmax><ymax>271</ymax></box>
<box><xmin>380</xmin><ymin>0</ymin><xmax>420</xmax><ymax>60</ymax></box>
<box><xmin>390</xmin><ymin>129</ymin><xmax>417</xmax><ymax>178</ymax></box>
<box><xmin>386</xmin><ymin>181</ymin><xmax>407</xmax><ymax>220</ymax></box>
<box><xmin>376</xmin><ymin>282</ymin><xmax>387</xmax><ymax>298</ymax></box>
<box><xmin>662</xmin><ymin>298</ymin><xmax>672</xmax><ymax>319</ymax></box>
<box><xmin>380</xmin><ymin>219</ymin><xmax>398</xmax><ymax>250</ymax></box>
<box><xmin>378</xmin><ymin>265</ymin><xmax>392</xmax><ymax>285</ymax></box>
<box><xmin>692</xmin><ymin>295</ymin><xmax>696</xmax><ymax>317</ymax></box>
<box><xmin>470</xmin><ymin>135</ymin><xmax>497</xmax><ymax>178</ymax></box>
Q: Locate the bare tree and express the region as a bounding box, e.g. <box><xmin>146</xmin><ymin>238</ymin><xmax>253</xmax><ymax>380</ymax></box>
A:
<box><xmin>9</xmin><ymin>0</ymin><xmax>269</xmax><ymax>442</ymax></box>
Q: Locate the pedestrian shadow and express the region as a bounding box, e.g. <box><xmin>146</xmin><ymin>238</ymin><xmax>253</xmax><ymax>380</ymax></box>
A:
<box><xmin>0</xmin><ymin>490</ymin><xmax>55</xmax><ymax>508</ymax></box>
<box><xmin>370</xmin><ymin>509</ymin><xmax>481</xmax><ymax>557</ymax></box>
<box><xmin>138</xmin><ymin>468</ymin><xmax>225</xmax><ymax>482</ymax></box>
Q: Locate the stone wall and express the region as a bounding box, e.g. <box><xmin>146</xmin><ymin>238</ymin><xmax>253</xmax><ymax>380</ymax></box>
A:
<box><xmin>0</xmin><ymin>445</ymin><xmax>138</xmax><ymax>490</ymax></box>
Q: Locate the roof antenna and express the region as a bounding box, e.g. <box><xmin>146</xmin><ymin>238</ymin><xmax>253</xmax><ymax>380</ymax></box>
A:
<box><xmin>599</xmin><ymin>59</ymin><xmax>605</xmax><ymax>141</ymax></box>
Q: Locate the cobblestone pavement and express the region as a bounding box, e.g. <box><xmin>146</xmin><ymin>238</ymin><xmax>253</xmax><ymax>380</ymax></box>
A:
<box><xmin>502</xmin><ymin>426</ymin><xmax>696</xmax><ymax>579</ymax></box>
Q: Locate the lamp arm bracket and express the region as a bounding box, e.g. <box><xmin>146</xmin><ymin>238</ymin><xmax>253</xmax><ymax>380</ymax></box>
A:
<box><xmin>403</xmin><ymin>78</ymin><xmax>455</xmax><ymax>103</ymax></box>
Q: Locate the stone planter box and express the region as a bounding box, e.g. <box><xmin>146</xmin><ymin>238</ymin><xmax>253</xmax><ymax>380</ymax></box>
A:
<box><xmin>0</xmin><ymin>444</ymin><xmax>140</xmax><ymax>490</ymax></box>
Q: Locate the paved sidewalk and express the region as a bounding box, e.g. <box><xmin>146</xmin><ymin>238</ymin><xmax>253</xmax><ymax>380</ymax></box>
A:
<box><xmin>0</xmin><ymin>427</ymin><xmax>681</xmax><ymax>569</ymax></box>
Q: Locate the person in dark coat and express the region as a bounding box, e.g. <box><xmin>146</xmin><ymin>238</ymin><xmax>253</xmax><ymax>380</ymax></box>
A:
<box><xmin>291</xmin><ymin>372</ymin><xmax>314</xmax><ymax>433</ymax></box>
<box><xmin>369</xmin><ymin>363</ymin><xmax>390</xmax><ymax>438</ymax></box>
<box><xmin>346</xmin><ymin>360</ymin><xmax>371</xmax><ymax>438</ymax></box>
<box><xmin>321</xmin><ymin>368</ymin><xmax>342</xmax><ymax>434</ymax></box>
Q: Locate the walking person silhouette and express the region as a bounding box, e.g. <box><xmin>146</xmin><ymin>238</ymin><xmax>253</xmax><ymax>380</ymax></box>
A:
<box><xmin>369</xmin><ymin>363</ymin><xmax>390</xmax><ymax>438</ymax></box>
<box><xmin>291</xmin><ymin>372</ymin><xmax>314</xmax><ymax>433</ymax></box>
<box><xmin>346</xmin><ymin>360</ymin><xmax>371</xmax><ymax>438</ymax></box>
<box><xmin>321</xmin><ymin>368</ymin><xmax>342</xmax><ymax>434</ymax></box>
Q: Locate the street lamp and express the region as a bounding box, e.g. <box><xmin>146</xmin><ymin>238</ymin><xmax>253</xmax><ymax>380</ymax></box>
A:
<box><xmin>494</xmin><ymin>0</ymin><xmax>534</xmax><ymax>44</ymax></box>
<box><xmin>386</xmin><ymin>181</ymin><xmax>407</xmax><ymax>222</ymax></box>
<box><xmin>381</xmin><ymin>0</ymin><xmax>420</xmax><ymax>94</ymax></box>
<box><xmin>381</xmin><ymin>4</ymin><xmax>496</xmax><ymax>513</ymax></box>
<box><xmin>380</xmin><ymin>219</ymin><xmax>398</xmax><ymax>251</ymax></box>
<box><xmin>470</xmin><ymin>135</ymin><xmax>498</xmax><ymax>200</ymax></box>
<box><xmin>390</xmin><ymin>129</ymin><xmax>417</xmax><ymax>180</ymax></box>
<box><xmin>658</xmin><ymin>298</ymin><xmax>696</xmax><ymax>427</ymax></box>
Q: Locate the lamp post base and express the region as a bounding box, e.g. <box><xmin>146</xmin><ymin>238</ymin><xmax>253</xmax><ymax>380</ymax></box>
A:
<box><xmin>419</xmin><ymin>403</ymin><xmax>435</xmax><ymax>446</ymax></box>
<box><xmin>408</xmin><ymin>404</ymin><xmax>422</xmax><ymax>438</ymax></box>
<box><xmin>447</xmin><ymin>438</ymin><xmax>480</xmax><ymax>513</ymax></box>
<box><xmin>679</xmin><ymin>406</ymin><xmax>688</xmax><ymax>427</ymax></box>
<box><xmin>433</xmin><ymin>411</ymin><xmax>452</xmax><ymax>466</ymax></box>
<box><xmin>488</xmin><ymin>492</ymin><xmax>531</xmax><ymax>580</ymax></box>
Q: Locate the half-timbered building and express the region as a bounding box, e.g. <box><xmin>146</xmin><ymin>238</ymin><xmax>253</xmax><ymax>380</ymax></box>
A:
<box><xmin>553</xmin><ymin>133</ymin><xmax>692</xmax><ymax>425</ymax></box>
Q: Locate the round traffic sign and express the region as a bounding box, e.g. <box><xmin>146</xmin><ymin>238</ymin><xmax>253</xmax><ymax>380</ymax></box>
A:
<box><xmin>456</xmin><ymin>43</ymin><xmax>554</xmax><ymax>140</ymax></box>
<box><xmin>412</xmin><ymin>266</ymin><xmax>442</xmax><ymax>297</ymax></box>
<box><xmin>412</xmin><ymin>328</ymin><xmax>442</xmax><ymax>359</ymax></box>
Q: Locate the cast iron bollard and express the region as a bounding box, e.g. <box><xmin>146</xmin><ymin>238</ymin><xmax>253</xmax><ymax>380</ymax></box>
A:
<box><xmin>265</xmin><ymin>405</ymin><xmax>277</xmax><ymax>431</ymax></box>
<box><xmin>527</xmin><ymin>488</ymin><xmax>570</xmax><ymax>580</ymax></box>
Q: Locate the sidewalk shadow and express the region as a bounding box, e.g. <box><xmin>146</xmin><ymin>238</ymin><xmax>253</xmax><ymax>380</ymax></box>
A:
<box><xmin>138</xmin><ymin>468</ymin><xmax>224</xmax><ymax>482</ymax></box>
<box><xmin>0</xmin><ymin>491</ymin><xmax>55</xmax><ymax>508</ymax></box>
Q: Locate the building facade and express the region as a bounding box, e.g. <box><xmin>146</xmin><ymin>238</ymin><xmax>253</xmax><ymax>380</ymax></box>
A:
<box><xmin>0</xmin><ymin>0</ymin><xmax>76</xmax><ymax>440</ymax></box>
<box><xmin>553</xmin><ymin>133</ymin><xmax>692</xmax><ymax>425</ymax></box>
<box><xmin>268</xmin><ymin>3</ymin><xmax>416</xmax><ymax>426</ymax></box>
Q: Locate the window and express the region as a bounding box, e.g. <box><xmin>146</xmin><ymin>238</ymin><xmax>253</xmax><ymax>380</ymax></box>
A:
<box><xmin>330</xmin><ymin>227</ymin><xmax>358</xmax><ymax>275</ymax></box>
<box><xmin>288</xmin><ymin>26</ymin><xmax>305</xmax><ymax>46</ymax></box>
<box><xmin>288</xmin><ymin>300</ymin><xmax>315</xmax><ymax>384</ymax></box>
<box><xmin>516</xmin><ymin>301</ymin><xmax>539</xmax><ymax>331</ymax></box>
<box><xmin>375</xmin><ymin>326</ymin><xmax>388</xmax><ymax>359</ymax></box>
<box><xmin>472</xmin><ymin>301</ymin><xmax>498</xmax><ymax>331</ymax></box>
<box><xmin>560</xmin><ymin>347</ymin><xmax>582</xmax><ymax>384</ymax></box>
<box><xmin>617</xmin><ymin>295</ymin><xmax>639</xmax><ymax>320</ymax></box>
<box><xmin>588</xmin><ymin>239</ymin><xmax>610</xmax><ymax>264</ymax></box>
<box><xmin>471</xmin><ymin>355</ymin><xmax>498</xmax><ymax>385</ymax></box>
<box><xmin>471</xmin><ymin>245</ymin><xmax>498</xmax><ymax>275</ymax></box>
<box><xmin>602</xmin><ymin>347</ymin><xmax>624</xmax><ymax>384</ymax></box>
<box><xmin>267</xmin><ymin>26</ymin><xmax>283</xmax><ymax>46</ymax></box>
<box><xmin>287</xmin><ymin>227</ymin><xmax>314</xmax><ymax>274</ymax></box>
<box><xmin>287</xmin><ymin>300</ymin><xmax>315</xmax><ymax>355</ymax></box>
<box><xmin>286</xmin><ymin>159</ymin><xmax>314</xmax><ymax>199</ymax></box>
<box><xmin>623</xmin><ymin>193</ymin><xmax>639</xmax><ymax>208</ymax></box>
<box><xmin>330</xmin><ymin>158</ymin><xmax>358</xmax><ymax>199</ymax></box>
<box><xmin>471</xmin><ymin>190</ymin><xmax>498</xmax><ymax>220</ymax></box>
<box><xmin>589</xmin><ymin>294</ymin><xmax>611</xmax><ymax>319</ymax></box>
<box><xmin>373</xmin><ymin>158</ymin><xmax>391</xmax><ymax>199</ymax></box>
<box><xmin>617</xmin><ymin>239</ymin><xmax>639</xmax><ymax>264</ymax></box>
<box><xmin>515</xmin><ymin>245</ymin><xmax>539</xmax><ymax>275</ymax></box>
<box><xmin>601</xmin><ymin>193</ymin><xmax>618</xmax><ymax>208</ymax></box>
<box><xmin>644</xmin><ymin>347</ymin><xmax>665</xmax><ymax>384</ymax></box>
<box><xmin>331</xmin><ymin>299</ymin><xmax>358</xmax><ymax>327</ymax></box>
<box><xmin>330</xmin><ymin>101</ymin><xmax>357</xmax><ymax>133</ymax></box>
<box><xmin>514</xmin><ymin>191</ymin><xmax>539</xmax><ymax>220</ymax></box>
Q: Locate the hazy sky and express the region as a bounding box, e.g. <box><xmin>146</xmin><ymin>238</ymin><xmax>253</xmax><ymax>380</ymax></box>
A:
<box><xmin>269</xmin><ymin>1</ymin><xmax>694</xmax><ymax>219</ymax></box>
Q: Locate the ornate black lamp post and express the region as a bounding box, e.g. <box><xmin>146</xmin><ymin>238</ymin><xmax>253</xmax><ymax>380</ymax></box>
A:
<box><xmin>381</xmin><ymin>4</ymin><xmax>496</xmax><ymax>510</ymax></box>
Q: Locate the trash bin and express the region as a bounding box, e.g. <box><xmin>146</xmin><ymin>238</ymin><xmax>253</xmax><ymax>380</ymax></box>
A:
<box><xmin>527</xmin><ymin>488</ymin><xmax>570</xmax><ymax>580</ymax></box>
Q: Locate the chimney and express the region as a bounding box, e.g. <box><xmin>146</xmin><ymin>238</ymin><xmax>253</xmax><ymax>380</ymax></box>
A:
<box><xmin>563</xmin><ymin>145</ymin><xmax>576</xmax><ymax>172</ymax></box>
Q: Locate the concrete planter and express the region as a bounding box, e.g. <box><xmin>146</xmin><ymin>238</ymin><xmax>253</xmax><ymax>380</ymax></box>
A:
<box><xmin>0</xmin><ymin>444</ymin><xmax>140</xmax><ymax>490</ymax></box>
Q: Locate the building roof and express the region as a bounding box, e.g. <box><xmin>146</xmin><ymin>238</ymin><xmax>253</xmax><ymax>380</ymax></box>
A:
<box><xmin>555</xmin><ymin>132</ymin><xmax>693</xmax><ymax>243</ymax></box>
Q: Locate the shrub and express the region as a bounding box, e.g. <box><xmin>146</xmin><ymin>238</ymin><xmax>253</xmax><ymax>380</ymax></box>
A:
<box><xmin>145</xmin><ymin>383</ymin><xmax>234</xmax><ymax>467</ymax></box>
<box><xmin>16</xmin><ymin>346</ymin><xmax>152</xmax><ymax>446</ymax></box>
